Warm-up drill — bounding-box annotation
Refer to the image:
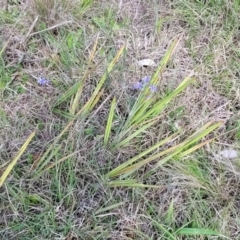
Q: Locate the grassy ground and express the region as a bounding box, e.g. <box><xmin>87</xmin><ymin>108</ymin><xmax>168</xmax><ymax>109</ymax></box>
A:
<box><xmin>0</xmin><ymin>0</ymin><xmax>240</xmax><ymax>239</ymax></box>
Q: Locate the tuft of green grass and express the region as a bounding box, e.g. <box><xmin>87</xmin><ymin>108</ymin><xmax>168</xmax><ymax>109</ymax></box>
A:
<box><xmin>28</xmin><ymin>0</ymin><xmax>93</xmax><ymax>28</ymax></box>
<box><xmin>1</xmin><ymin>0</ymin><xmax>240</xmax><ymax>239</ymax></box>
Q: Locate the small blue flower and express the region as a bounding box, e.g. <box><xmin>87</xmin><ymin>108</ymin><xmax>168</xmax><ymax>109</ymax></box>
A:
<box><xmin>133</xmin><ymin>75</ymin><xmax>157</xmax><ymax>97</ymax></box>
<box><xmin>133</xmin><ymin>81</ymin><xmax>144</xmax><ymax>90</ymax></box>
<box><xmin>141</xmin><ymin>76</ymin><xmax>151</xmax><ymax>84</ymax></box>
<box><xmin>37</xmin><ymin>77</ymin><xmax>50</xmax><ymax>85</ymax></box>
<box><xmin>149</xmin><ymin>84</ymin><xmax>157</xmax><ymax>93</ymax></box>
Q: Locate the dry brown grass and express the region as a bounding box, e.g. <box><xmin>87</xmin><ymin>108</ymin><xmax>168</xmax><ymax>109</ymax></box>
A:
<box><xmin>0</xmin><ymin>0</ymin><xmax>240</xmax><ymax>239</ymax></box>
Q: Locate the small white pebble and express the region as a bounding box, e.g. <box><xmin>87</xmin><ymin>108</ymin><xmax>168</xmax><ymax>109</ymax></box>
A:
<box><xmin>137</xmin><ymin>59</ymin><xmax>156</xmax><ymax>67</ymax></box>
<box><xmin>219</xmin><ymin>149</ymin><xmax>238</xmax><ymax>159</ymax></box>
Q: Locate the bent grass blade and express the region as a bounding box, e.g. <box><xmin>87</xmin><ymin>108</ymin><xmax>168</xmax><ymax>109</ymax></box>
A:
<box><xmin>0</xmin><ymin>131</ymin><xmax>35</xmax><ymax>187</ymax></box>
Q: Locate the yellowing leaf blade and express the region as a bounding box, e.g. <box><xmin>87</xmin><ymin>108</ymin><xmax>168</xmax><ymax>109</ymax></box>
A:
<box><xmin>0</xmin><ymin>131</ymin><xmax>35</xmax><ymax>187</ymax></box>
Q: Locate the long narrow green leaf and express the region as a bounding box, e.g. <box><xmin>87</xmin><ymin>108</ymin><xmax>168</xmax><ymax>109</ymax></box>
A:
<box><xmin>116</xmin><ymin>120</ymin><xmax>156</xmax><ymax>148</ymax></box>
<box><xmin>178</xmin><ymin>138</ymin><xmax>215</xmax><ymax>158</ymax></box>
<box><xmin>104</xmin><ymin>97</ymin><xmax>116</xmax><ymax>145</ymax></box>
<box><xmin>70</xmin><ymin>37</ymin><xmax>99</xmax><ymax>115</ymax></box>
<box><xmin>53</xmin><ymin>60</ymin><xmax>103</xmax><ymax>108</ymax></box>
<box><xmin>53</xmin><ymin>80</ymin><xmax>82</xmax><ymax>108</ymax></box>
<box><xmin>132</xmin><ymin>77</ymin><xmax>194</xmax><ymax>125</ymax></box>
<box><xmin>45</xmin><ymin>149</ymin><xmax>82</xmax><ymax>171</ymax></box>
<box><xmin>70</xmin><ymin>78</ymin><xmax>85</xmax><ymax>115</ymax></box>
<box><xmin>166</xmin><ymin>199</ymin><xmax>174</xmax><ymax>224</ymax></box>
<box><xmin>113</xmin><ymin>141</ymin><xmax>181</xmax><ymax>178</ymax></box>
<box><xmin>0</xmin><ymin>36</ymin><xmax>11</xmax><ymax>57</ymax></box>
<box><xmin>34</xmin><ymin>48</ymin><xmax>125</xmax><ymax>173</ymax></box>
<box><xmin>108</xmin><ymin>180</ymin><xmax>163</xmax><ymax>188</ymax></box>
<box><xmin>106</xmin><ymin>132</ymin><xmax>178</xmax><ymax>178</ymax></box>
<box><xmin>145</xmin><ymin>122</ymin><xmax>222</xmax><ymax>177</ymax></box>
<box><xmin>150</xmin><ymin>219</ymin><xmax>177</xmax><ymax>240</ymax></box>
<box><xmin>123</xmin><ymin>36</ymin><xmax>182</xmax><ymax>127</ymax></box>
<box><xmin>88</xmin><ymin>89</ymin><xmax>105</xmax><ymax>111</ymax></box>
<box><xmin>53</xmin><ymin>108</ymin><xmax>75</xmax><ymax>120</ymax></box>
<box><xmin>181</xmin><ymin>121</ymin><xmax>222</xmax><ymax>146</ymax></box>
<box><xmin>151</xmin><ymin>35</ymin><xmax>183</xmax><ymax>81</ymax></box>
<box><xmin>176</xmin><ymin>228</ymin><xmax>220</xmax><ymax>236</ymax></box>
<box><xmin>84</xmin><ymin>45</ymin><xmax>125</xmax><ymax>111</ymax></box>
<box><xmin>95</xmin><ymin>202</ymin><xmax>125</xmax><ymax>215</ymax></box>
<box><xmin>140</xmin><ymin>35</ymin><xmax>183</xmax><ymax>105</ymax></box>
<box><xmin>0</xmin><ymin>131</ymin><xmax>35</xmax><ymax>187</ymax></box>
<box><xmin>109</xmin><ymin>122</ymin><xmax>222</xmax><ymax>179</ymax></box>
<box><xmin>37</xmin><ymin>145</ymin><xmax>61</xmax><ymax>172</ymax></box>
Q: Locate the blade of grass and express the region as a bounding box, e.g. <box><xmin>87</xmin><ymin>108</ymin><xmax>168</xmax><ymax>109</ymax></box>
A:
<box><xmin>69</xmin><ymin>76</ymin><xmax>85</xmax><ymax>115</ymax></box>
<box><xmin>95</xmin><ymin>202</ymin><xmax>125</xmax><ymax>215</ymax></box>
<box><xmin>177</xmin><ymin>138</ymin><xmax>216</xmax><ymax>158</ymax></box>
<box><xmin>115</xmin><ymin>120</ymin><xmax>157</xmax><ymax>148</ymax></box>
<box><xmin>112</xmin><ymin>141</ymin><xmax>181</xmax><ymax>178</ymax></box>
<box><xmin>88</xmin><ymin>89</ymin><xmax>105</xmax><ymax>111</ymax></box>
<box><xmin>28</xmin><ymin>20</ymin><xmax>73</xmax><ymax>38</ymax></box>
<box><xmin>104</xmin><ymin>97</ymin><xmax>116</xmax><ymax>145</ymax></box>
<box><xmin>122</xmin><ymin>35</ymin><xmax>183</xmax><ymax>128</ymax></box>
<box><xmin>44</xmin><ymin>149</ymin><xmax>82</xmax><ymax>171</ymax></box>
<box><xmin>108</xmin><ymin>180</ymin><xmax>164</xmax><ymax>188</ymax></box>
<box><xmin>70</xmin><ymin>36</ymin><xmax>99</xmax><ymax>115</ymax></box>
<box><xmin>0</xmin><ymin>131</ymin><xmax>35</xmax><ymax>187</ymax></box>
<box><xmin>151</xmin><ymin>34</ymin><xmax>183</xmax><ymax>79</ymax></box>
<box><xmin>113</xmin><ymin>76</ymin><xmax>193</xmax><ymax>148</ymax></box>
<box><xmin>83</xmin><ymin>45</ymin><xmax>125</xmax><ymax>111</ymax></box>
<box><xmin>53</xmin><ymin>59</ymin><xmax>103</xmax><ymax>108</ymax></box>
<box><xmin>132</xmin><ymin>77</ymin><xmax>194</xmax><ymax>125</ymax></box>
<box><xmin>37</xmin><ymin>145</ymin><xmax>62</xmax><ymax>172</ymax></box>
<box><xmin>145</xmin><ymin>122</ymin><xmax>222</xmax><ymax>177</ymax></box>
<box><xmin>35</xmin><ymin>47</ymin><xmax>124</xmax><ymax>173</ymax></box>
<box><xmin>166</xmin><ymin>199</ymin><xmax>174</xmax><ymax>224</ymax></box>
<box><xmin>106</xmin><ymin>132</ymin><xmax>179</xmax><ymax>178</ymax></box>
<box><xmin>53</xmin><ymin>108</ymin><xmax>75</xmax><ymax>120</ymax></box>
<box><xmin>108</xmin><ymin>122</ymin><xmax>221</xmax><ymax>179</ymax></box>
<box><xmin>175</xmin><ymin>227</ymin><xmax>220</xmax><ymax>236</ymax></box>
<box><xmin>0</xmin><ymin>36</ymin><xmax>11</xmax><ymax>57</ymax></box>
<box><xmin>140</xmin><ymin>34</ymin><xmax>183</xmax><ymax>104</ymax></box>
<box><xmin>151</xmin><ymin>219</ymin><xmax>176</xmax><ymax>240</ymax></box>
<box><xmin>113</xmin><ymin>114</ymin><xmax>164</xmax><ymax>147</ymax></box>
